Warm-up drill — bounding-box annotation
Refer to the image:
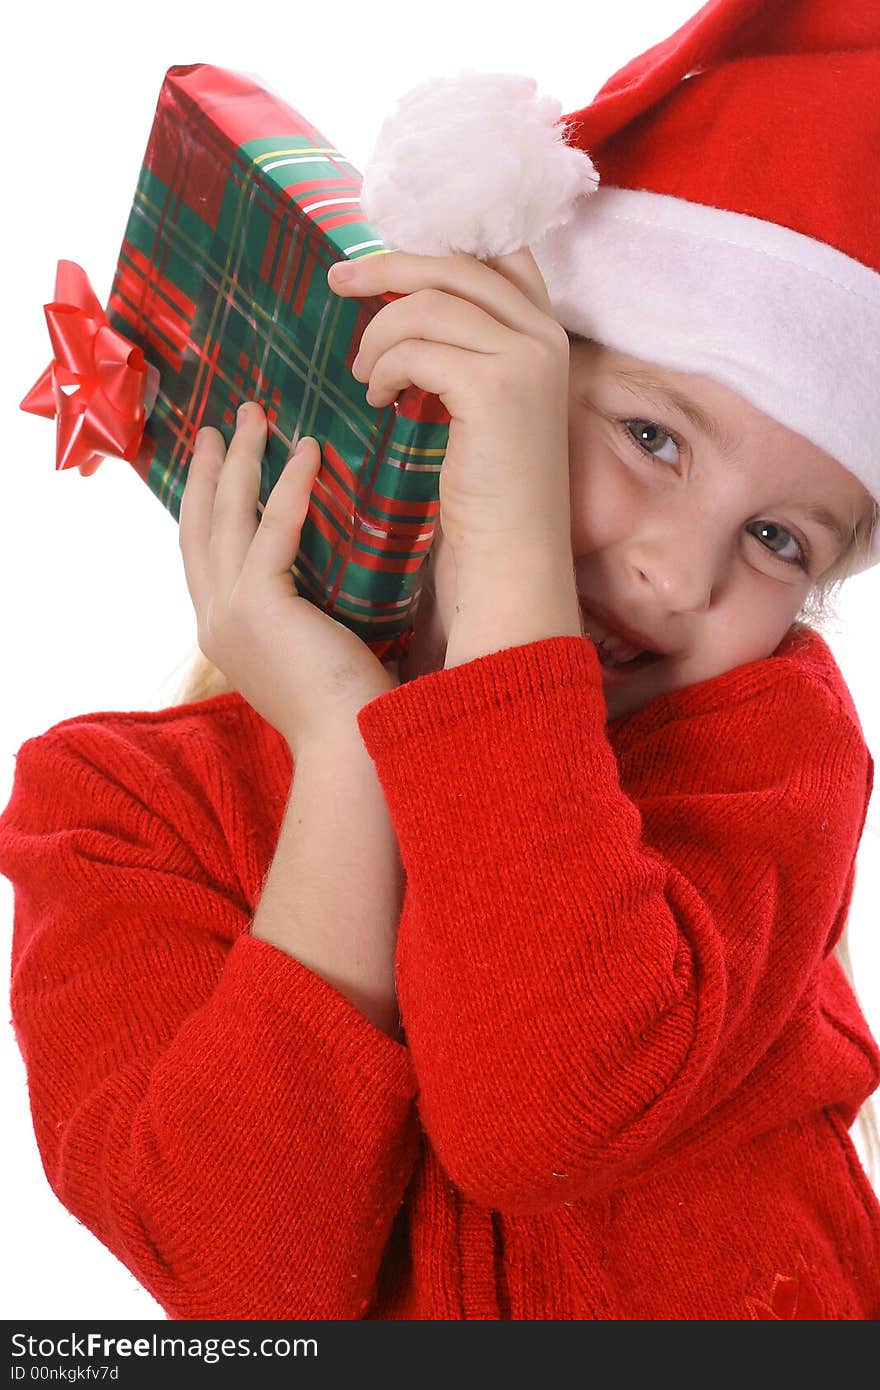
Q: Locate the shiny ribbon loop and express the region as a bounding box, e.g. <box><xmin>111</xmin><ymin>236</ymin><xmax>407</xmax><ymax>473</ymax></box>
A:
<box><xmin>20</xmin><ymin>259</ymin><xmax>160</xmax><ymax>476</ymax></box>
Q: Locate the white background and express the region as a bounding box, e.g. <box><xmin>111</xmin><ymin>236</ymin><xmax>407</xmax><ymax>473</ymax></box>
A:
<box><xmin>1</xmin><ymin>0</ymin><xmax>878</xmax><ymax>1320</ymax></box>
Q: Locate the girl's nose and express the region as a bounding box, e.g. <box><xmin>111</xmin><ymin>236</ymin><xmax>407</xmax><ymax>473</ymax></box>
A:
<box><xmin>626</xmin><ymin>528</ymin><xmax>718</xmax><ymax>616</ymax></box>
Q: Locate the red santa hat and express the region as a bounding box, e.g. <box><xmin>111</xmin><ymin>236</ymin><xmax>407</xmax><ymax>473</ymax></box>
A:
<box><xmin>360</xmin><ymin>0</ymin><xmax>880</xmax><ymax>572</ymax></box>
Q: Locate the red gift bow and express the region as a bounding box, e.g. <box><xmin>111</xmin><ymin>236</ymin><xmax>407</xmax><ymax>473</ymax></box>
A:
<box><xmin>20</xmin><ymin>259</ymin><xmax>160</xmax><ymax>477</ymax></box>
<box><xmin>746</xmin><ymin>1257</ymin><xmax>825</xmax><ymax>1320</ymax></box>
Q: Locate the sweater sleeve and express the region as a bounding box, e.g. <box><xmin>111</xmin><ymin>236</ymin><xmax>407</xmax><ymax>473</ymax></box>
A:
<box><xmin>0</xmin><ymin>724</ymin><xmax>419</xmax><ymax>1320</ymax></box>
<box><xmin>356</xmin><ymin>636</ymin><xmax>876</xmax><ymax>1216</ymax></box>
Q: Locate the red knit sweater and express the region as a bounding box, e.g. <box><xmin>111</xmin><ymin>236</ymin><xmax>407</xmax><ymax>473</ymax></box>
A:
<box><xmin>1</xmin><ymin>628</ymin><xmax>879</xmax><ymax>1320</ymax></box>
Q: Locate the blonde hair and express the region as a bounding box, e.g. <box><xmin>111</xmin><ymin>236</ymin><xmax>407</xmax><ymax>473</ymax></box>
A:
<box><xmin>155</xmin><ymin>403</ymin><xmax>880</xmax><ymax>1187</ymax></box>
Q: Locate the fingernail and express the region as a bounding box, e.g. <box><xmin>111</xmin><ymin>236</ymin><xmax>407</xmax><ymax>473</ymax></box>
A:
<box><xmin>330</xmin><ymin>261</ymin><xmax>355</xmax><ymax>284</ymax></box>
<box><xmin>293</xmin><ymin>437</ymin><xmax>310</xmax><ymax>456</ymax></box>
<box><xmin>237</xmin><ymin>402</ymin><xmax>250</xmax><ymax>421</ymax></box>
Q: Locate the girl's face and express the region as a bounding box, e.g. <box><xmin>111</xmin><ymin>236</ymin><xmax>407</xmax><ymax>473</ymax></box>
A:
<box><xmin>402</xmin><ymin>340</ymin><xmax>872</xmax><ymax>723</ymax></box>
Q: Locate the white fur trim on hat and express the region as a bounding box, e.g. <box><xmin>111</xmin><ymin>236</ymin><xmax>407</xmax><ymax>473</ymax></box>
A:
<box><xmin>360</xmin><ymin>71</ymin><xmax>599</xmax><ymax>258</ymax></box>
<box><xmin>533</xmin><ymin>186</ymin><xmax>880</xmax><ymax>571</ymax></box>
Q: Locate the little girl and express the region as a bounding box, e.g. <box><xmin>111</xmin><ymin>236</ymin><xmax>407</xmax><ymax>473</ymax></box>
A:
<box><xmin>2</xmin><ymin>0</ymin><xmax>880</xmax><ymax>1320</ymax></box>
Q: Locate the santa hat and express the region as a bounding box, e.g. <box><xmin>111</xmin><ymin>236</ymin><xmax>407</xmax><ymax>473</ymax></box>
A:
<box><xmin>360</xmin><ymin>0</ymin><xmax>880</xmax><ymax>572</ymax></box>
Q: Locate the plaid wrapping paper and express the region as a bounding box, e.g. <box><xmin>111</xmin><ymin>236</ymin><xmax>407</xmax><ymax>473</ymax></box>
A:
<box><xmin>102</xmin><ymin>63</ymin><xmax>451</xmax><ymax>660</ymax></box>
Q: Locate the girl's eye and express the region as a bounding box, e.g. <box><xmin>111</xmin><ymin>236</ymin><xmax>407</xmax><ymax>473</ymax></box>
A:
<box><xmin>745</xmin><ymin>520</ymin><xmax>810</xmax><ymax>571</ymax></box>
<box><xmin>617</xmin><ymin>418</ymin><xmax>811</xmax><ymax>573</ymax></box>
<box><xmin>619</xmin><ymin>418</ymin><xmax>682</xmax><ymax>466</ymax></box>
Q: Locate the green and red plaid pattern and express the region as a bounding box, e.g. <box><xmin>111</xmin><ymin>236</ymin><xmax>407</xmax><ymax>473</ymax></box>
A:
<box><xmin>107</xmin><ymin>63</ymin><xmax>451</xmax><ymax>660</ymax></box>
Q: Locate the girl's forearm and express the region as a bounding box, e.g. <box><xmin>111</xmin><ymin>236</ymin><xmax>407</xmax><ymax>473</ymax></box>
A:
<box><xmin>250</xmin><ymin>732</ymin><xmax>405</xmax><ymax>1039</ymax></box>
<box><xmin>444</xmin><ymin>544</ymin><xmax>584</xmax><ymax>669</ymax></box>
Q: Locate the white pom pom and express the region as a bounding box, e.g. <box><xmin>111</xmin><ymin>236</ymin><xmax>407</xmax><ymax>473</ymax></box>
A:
<box><xmin>360</xmin><ymin>70</ymin><xmax>599</xmax><ymax>259</ymax></box>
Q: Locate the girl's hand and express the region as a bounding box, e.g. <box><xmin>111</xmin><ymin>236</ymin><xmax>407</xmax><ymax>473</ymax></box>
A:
<box><xmin>328</xmin><ymin>248</ymin><xmax>574</xmax><ymax>565</ymax></box>
<box><xmin>179</xmin><ymin>404</ymin><xmax>398</xmax><ymax>755</ymax></box>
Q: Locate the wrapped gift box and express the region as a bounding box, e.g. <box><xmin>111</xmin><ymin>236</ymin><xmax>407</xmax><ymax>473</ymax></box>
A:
<box><xmin>24</xmin><ymin>64</ymin><xmax>452</xmax><ymax>661</ymax></box>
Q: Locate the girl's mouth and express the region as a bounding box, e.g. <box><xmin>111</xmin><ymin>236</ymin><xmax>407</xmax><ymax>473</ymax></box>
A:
<box><xmin>596</xmin><ymin>645</ymin><xmax>663</xmax><ymax>679</ymax></box>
